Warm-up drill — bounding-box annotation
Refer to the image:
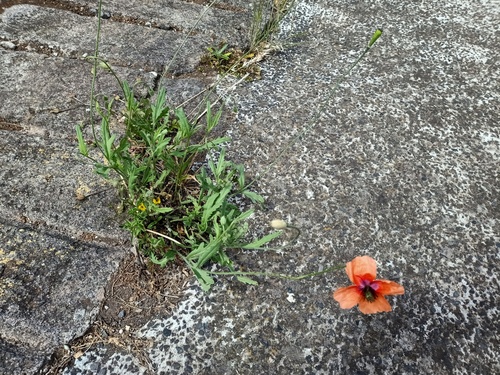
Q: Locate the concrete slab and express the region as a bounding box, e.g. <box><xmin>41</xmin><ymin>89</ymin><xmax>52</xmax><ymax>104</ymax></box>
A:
<box><xmin>0</xmin><ymin>49</ymin><xmax>155</xmax><ymax>234</ymax></box>
<box><xmin>0</xmin><ymin>49</ymin><xmax>139</xmax><ymax>374</ymax></box>
<box><xmin>0</xmin><ymin>218</ymin><xmax>124</xmax><ymax>374</ymax></box>
<box><xmin>1</xmin><ymin>5</ymin><xmax>207</xmax><ymax>73</ymax></box>
<box><xmin>0</xmin><ymin>48</ymin><xmax>156</xmax><ymax>129</ymax></box>
<box><xmin>1</xmin><ymin>0</ymin><xmax>499</xmax><ymax>374</ymax></box>
<box><xmin>61</xmin><ymin>344</ymin><xmax>148</xmax><ymax>375</ymax></box>
<box><xmin>67</xmin><ymin>0</ymin><xmax>252</xmax><ymax>46</ymax></box>
<box><xmin>62</xmin><ymin>0</ymin><xmax>500</xmax><ymax>374</ymax></box>
<box><xmin>0</xmin><ymin>0</ymin><xmax>253</xmax><ymax>373</ymax></box>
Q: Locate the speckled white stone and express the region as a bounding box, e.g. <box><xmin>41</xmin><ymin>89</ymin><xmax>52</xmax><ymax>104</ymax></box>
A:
<box><xmin>61</xmin><ymin>0</ymin><xmax>499</xmax><ymax>373</ymax></box>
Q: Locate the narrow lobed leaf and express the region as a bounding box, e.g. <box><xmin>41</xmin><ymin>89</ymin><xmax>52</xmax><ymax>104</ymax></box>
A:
<box><xmin>240</xmin><ymin>231</ymin><xmax>282</xmax><ymax>249</ymax></box>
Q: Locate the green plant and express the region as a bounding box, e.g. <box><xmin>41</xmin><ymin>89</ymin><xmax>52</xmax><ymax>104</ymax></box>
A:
<box><xmin>249</xmin><ymin>0</ymin><xmax>295</xmax><ymax>51</ymax></box>
<box><xmin>77</xmin><ymin>76</ymin><xmax>283</xmax><ymax>290</ymax></box>
<box><xmin>199</xmin><ymin>1</ymin><xmax>296</xmax><ymax>80</ymax></box>
<box><xmin>207</xmin><ymin>43</ymin><xmax>232</xmax><ymax>62</ymax></box>
<box><xmin>78</xmin><ymin>26</ymin><xmax>384</xmax><ymax>289</ymax></box>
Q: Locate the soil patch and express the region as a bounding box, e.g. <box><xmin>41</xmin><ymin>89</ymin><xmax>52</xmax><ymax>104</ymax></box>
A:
<box><xmin>40</xmin><ymin>253</ymin><xmax>192</xmax><ymax>374</ymax></box>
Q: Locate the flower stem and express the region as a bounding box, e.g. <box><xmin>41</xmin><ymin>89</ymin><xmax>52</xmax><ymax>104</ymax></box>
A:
<box><xmin>89</xmin><ymin>0</ymin><xmax>103</xmax><ymax>141</ymax></box>
<box><xmin>208</xmin><ymin>264</ymin><xmax>345</xmax><ymax>280</ymax></box>
<box><xmin>245</xmin><ymin>29</ymin><xmax>383</xmax><ymax>190</ymax></box>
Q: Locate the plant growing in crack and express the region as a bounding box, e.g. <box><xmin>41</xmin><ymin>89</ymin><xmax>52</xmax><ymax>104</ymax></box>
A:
<box><xmin>77</xmin><ymin>0</ymin><xmax>300</xmax><ymax>291</ymax></box>
<box><xmin>199</xmin><ymin>0</ymin><xmax>298</xmax><ymax>78</ymax></box>
<box><xmin>249</xmin><ymin>0</ymin><xmax>296</xmax><ymax>51</ymax></box>
<box><xmin>77</xmin><ymin>75</ymin><xmax>282</xmax><ymax>291</ymax></box>
<box><xmin>206</xmin><ymin>43</ymin><xmax>232</xmax><ymax>62</ymax></box>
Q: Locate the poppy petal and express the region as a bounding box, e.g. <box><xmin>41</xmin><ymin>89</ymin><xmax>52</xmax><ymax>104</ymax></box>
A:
<box><xmin>333</xmin><ymin>286</ymin><xmax>362</xmax><ymax>309</ymax></box>
<box><xmin>347</xmin><ymin>256</ymin><xmax>377</xmax><ymax>285</ymax></box>
<box><xmin>375</xmin><ymin>280</ymin><xmax>405</xmax><ymax>296</ymax></box>
<box><xmin>358</xmin><ymin>295</ymin><xmax>392</xmax><ymax>314</ymax></box>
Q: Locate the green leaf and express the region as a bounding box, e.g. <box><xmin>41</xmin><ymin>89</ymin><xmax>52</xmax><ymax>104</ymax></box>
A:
<box><xmin>154</xmin><ymin>207</ymin><xmax>174</xmax><ymax>213</ymax></box>
<box><xmin>236</xmin><ymin>276</ymin><xmax>258</xmax><ymax>285</ymax></box>
<box><xmin>95</xmin><ymin>164</ymin><xmax>111</xmax><ymax>178</ymax></box>
<box><xmin>149</xmin><ymin>251</ymin><xmax>176</xmax><ymax>267</ymax></box>
<box><xmin>192</xmin><ymin>267</ymin><xmax>215</xmax><ymax>292</ymax></box>
<box><xmin>231</xmin><ymin>209</ymin><xmax>254</xmax><ymax>224</ymax></box>
<box><xmin>242</xmin><ymin>190</ymin><xmax>264</xmax><ymax>204</ymax></box>
<box><xmin>201</xmin><ymin>185</ymin><xmax>231</xmax><ymax>228</ymax></box>
<box><xmin>208</xmin><ymin>157</ymin><xmax>216</xmax><ymax>177</ymax></box>
<box><xmin>215</xmin><ymin>148</ymin><xmax>227</xmax><ymax>179</ymax></box>
<box><xmin>206</xmin><ymin>101</ymin><xmax>223</xmax><ymax>133</ymax></box>
<box><xmin>152</xmin><ymin>169</ymin><xmax>169</xmax><ymax>189</ymax></box>
<box><xmin>214</xmin><ymin>250</ymin><xmax>232</xmax><ymax>267</ymax></box>
<box><xmin>153</xmin><ymin>138</ymin><xmax>172</xmax><ymax>156</ymax></box>
<box><xmin>76</xmin><ymin>125</ymin><xmax>88</xmax><ymax>156</ymax></box>
<box><xmin>220</xmin><ymin>215</ymin><xmax>227</xmax><ymax>226</ymax></box>
<box><xmin>105</xmin><ymin>134</ymin><xmax>116</xmax><ymax>156</ymax></box>
<box><xmin>212</xmin><ymin>218</ymin><xmax>222</xmax><ymax>237</ymax></box>
<box><xmin>188</xmin><ymin>137</ymin><xmax>231</xmax><ymax>154</ymax></box>
<box><xmin>186</xmin><ymin>242</ymin><xmax>206</xmax><ymax>261</ymax></box>
<box><xmin>99</xmin><ymin>118</ymin><xmax>115</xmax><ymax>160</ymax></box>
<box><xmin>240</xmin><ymin>231</ymin><xmax>282</xmax><ymax>249</ymax></box>
<box><xmin>175</xmin><ymin>108</ymin><xmax>192</xmax><ymax>138</ymax></box>
<box><xmin>151</xmin><ymin>88</ymin><xmax>168</xmax><ymax>125</ymax></box>
<box><xmin>127</xmin><ymin>171</ymin><xmax>138</xmax><ymax>194</ymax></box>
<box><xmin>195</xmin><ymin>239</ymin><xmax>222</xmax><ymax>267</ymax></box>
<box><xmin>236</xmin><ymin>164</ymin><xmax>245</xmax><ymax>189</ymax></box>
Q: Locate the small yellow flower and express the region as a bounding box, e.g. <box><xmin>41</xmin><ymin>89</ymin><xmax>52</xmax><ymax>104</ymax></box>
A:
<box><xmin>137</xmin><ymin>203</ymin><xmax>146</xmax><ymax>211</ymax></box>
<box><xmin>152</xmin><ymin>197</ymin><xmax>161</xmax><ymax>205</ymax></box>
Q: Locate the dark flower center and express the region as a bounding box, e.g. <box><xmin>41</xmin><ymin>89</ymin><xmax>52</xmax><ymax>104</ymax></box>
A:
<box><xmin>363</xmin><ymin>286</ymin><xmax>377</xmax><ymax>302</ymax></box>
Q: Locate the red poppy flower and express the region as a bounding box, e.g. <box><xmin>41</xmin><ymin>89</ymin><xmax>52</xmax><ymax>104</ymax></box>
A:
<box><xmin>333</xmin><ymin>256</ymin><xmax>404</xmax><ymax>314</ymax></box>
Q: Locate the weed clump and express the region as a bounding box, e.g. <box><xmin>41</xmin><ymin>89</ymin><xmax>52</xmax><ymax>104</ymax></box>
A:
<box><xmin>77</xmin><ymin>81</ymin><xmax>280</xmax><ymax>291</ymax></box>
<box><xmin>199</xmin><ymin>0</ymin><xmax>296</xmax><ymax>79</ymax></box>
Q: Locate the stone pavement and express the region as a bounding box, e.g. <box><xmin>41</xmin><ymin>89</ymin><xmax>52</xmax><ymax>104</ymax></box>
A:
<box><xmin>1</xmin><ymin>0</ymin><xmax>500</xmax><ymax>374</ymax></box>
<box><xmin>0</xmin><ymin>0</ymin><xmax>251</xmax><ymax>373</ymax></box>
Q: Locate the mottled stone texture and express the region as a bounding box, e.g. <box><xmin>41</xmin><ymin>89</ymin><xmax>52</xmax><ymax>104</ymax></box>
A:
<box><xmin>2</xmin><ymin>0</ymin><xmax>499</xmax><ymax>374</ymax></box>
<box><xmin>129</xmin><ymin>1</ymin><xmax>499</xmax><ymax>374</ymax></box>
<box><xmin>0</xmin><ymin>220</ymin><xmax>124</xmax><ymax>374</ymax></box>
<box><xmin>205</xmin><ymin>1</ymin><xmax>499</xmax><ymax>373</ymax></box>
<box><xmin>0</xmin><ymin>0</ymin><xmax>252</xmax><ymax>373</ymax></box>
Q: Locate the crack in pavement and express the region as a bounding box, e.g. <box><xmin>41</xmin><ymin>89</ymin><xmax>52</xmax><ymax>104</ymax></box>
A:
<box><xmin>0</xmin><ymin>0</ymin><xmax>183</xmax><ymax>31</ymax></box>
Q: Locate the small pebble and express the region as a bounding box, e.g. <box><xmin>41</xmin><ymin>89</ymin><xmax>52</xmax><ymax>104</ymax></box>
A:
<box><xmin>0</xmin><ymin>41</ymin><xmax>16</xmax><ymax>50</ymax></box>
<box><xmin>93</xmin><ymin>9</ymin><xmax>111</xmax><ymax>19</ymax></box>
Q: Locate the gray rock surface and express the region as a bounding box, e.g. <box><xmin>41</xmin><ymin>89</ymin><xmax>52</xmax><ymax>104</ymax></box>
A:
<box><xmin>1</xmin><ymin>0</ymin><xmax>499</xmax><ymax>374</ymax></box>
<box><xmin>0</xmin><ymin>218</ymin><xmax>124</xmax><ymax>374</ymax></box>
<box><xmin>1</xmin><ymin>4</ymin><xmax>204</xmax><ymax>72</ymax></box>
<box><xmin>66</xmin><ymin>0</ymin><xmax>500</xmax><ymax>374</ymax></box>
<box><xmin>0</xmin><ymin>1</ymin><xmax>252</xmax><ymax>373</ymax></box>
